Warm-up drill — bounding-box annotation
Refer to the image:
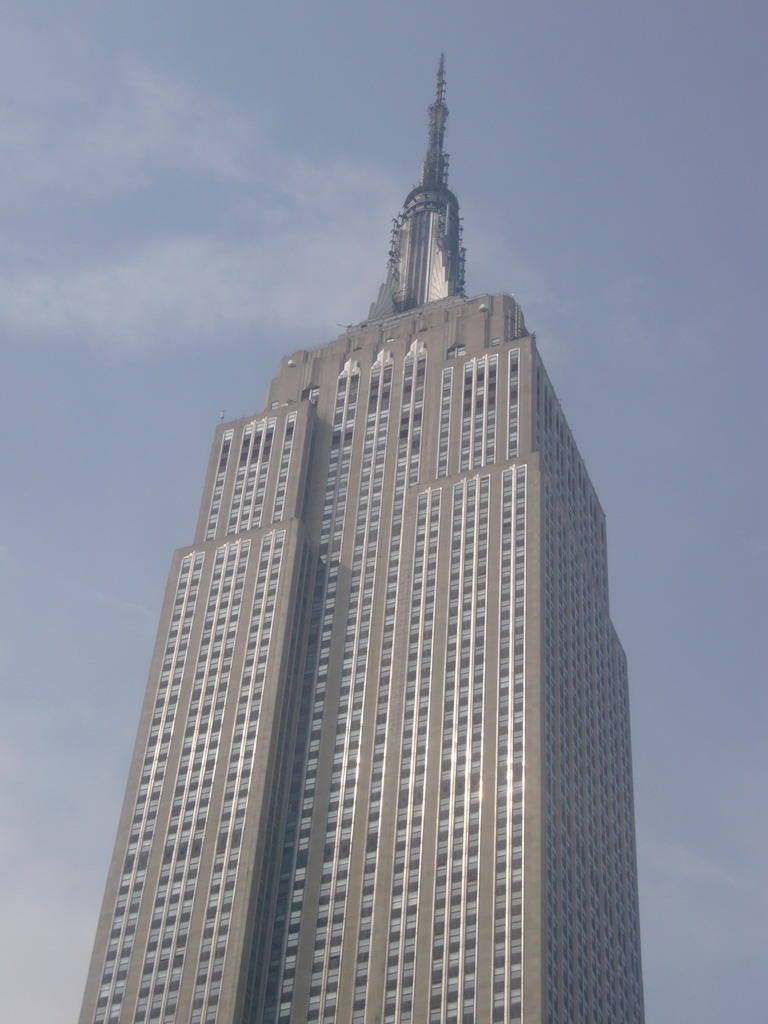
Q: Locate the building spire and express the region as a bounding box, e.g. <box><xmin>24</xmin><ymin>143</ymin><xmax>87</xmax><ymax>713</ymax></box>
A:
<box><xmin>369</xmin><ymin>55</ymin><xmax>465</xmax><ymax>319</ymax></box>
<box><xmin>422</xmin><ymin>54</ymin><xmax>448</xmax><ymax>187</ymax></box>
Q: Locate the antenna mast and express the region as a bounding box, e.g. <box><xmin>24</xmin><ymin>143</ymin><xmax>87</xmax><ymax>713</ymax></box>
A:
<box><xmin>422</xmin><ymin>54</ymin><xmax>449</xmax><ymax>188</ymax></box>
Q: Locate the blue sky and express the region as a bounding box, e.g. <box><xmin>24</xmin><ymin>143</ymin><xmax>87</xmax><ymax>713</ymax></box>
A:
<box><xmin>1</xmin><ymin>1</ymin><xmax>765</xmax><ymax>1021</ymax></box>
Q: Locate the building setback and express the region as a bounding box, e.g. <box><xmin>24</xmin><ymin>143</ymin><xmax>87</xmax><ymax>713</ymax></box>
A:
<box><xmin>80</xmin><ymin>59</ymin><xmax>645</xmax><ymax>1024</ymax></box>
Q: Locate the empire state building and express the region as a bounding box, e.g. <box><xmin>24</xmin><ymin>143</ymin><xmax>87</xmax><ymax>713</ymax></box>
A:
<box><xmin>80</xmin><ymin>59</ymin><xmax>645</xmax><ymax>1024</ymax></box>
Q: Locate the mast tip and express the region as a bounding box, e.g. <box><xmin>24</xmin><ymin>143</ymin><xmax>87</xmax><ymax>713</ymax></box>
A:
<box><xmin>423</xmin><ymin>55</ymin><xmax>449</xmax><ymax>188</ymax></box>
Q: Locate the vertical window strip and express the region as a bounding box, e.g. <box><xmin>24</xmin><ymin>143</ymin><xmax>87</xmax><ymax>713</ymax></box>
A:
<box><xmin>460</xmin><ymin>356</ymin><xmax>496</xmax><ymax>472</ymax></box>
<box><xmin>507</xmin><ymin>349</ymin><xmax>520</xmax><ymax>460</ymax></box>
<box><xmin>463</xmin><ymin>474</ymin><xmax>489</xmax><ymax>1023</ymax></box>
<box><xmin>314</xmin><ymin>359</ymin><xmax>392</xmax><ymax>1023</ymax></box>
<box><xmin>258</xmin><ymin>541</ymin><xmax>314</xmax><ymax>1024</ymax></box>
<box><xmin>136</xmin><ymin>540</ymin><xmax>250</xmax><ymax>1024</ymax></box>
<box><xmin>385</xmin><ymin>491</ymin><xmax>428</xmax><ymax>1024</ymax></box>
<box><xmin>272</xmin><ymin>414</ymin><xmax>297</xmax><ymax>522</ymax></box>
<box><xmin>352</xmin><ymin>355</ymin><xmax>411</xmax><ymax>1017</ymax></box>
<box><xmin>486</xmin><ymin>354</ymin><xmax>498</xmax><ymax>464</ymax></box>
<box><xmin>430</xmin><ymin>481</ymin><xmax>465</xmax><ymax>1023</ymax></box>
<box><xmin>248</xmin><ymin>420</ymin><xmax>276</xmax><ymax>531</ymax></box>
<box><xmin>494</xmin><ymin>469</ymin><xmax>527</xmax><ymax>1023</ymax></box>
<box><xmin>234</xmin><ymin>423</ymin><xmax>265</xmax><ymax>534</ymax></box>
<box><xmin>456</xmin><ymin>476</ymin><xmax>476</xmax><ymax>1023</ymax></box>
<box><xmin>93</xmin><ymin>553</ymin><xmax>205</xmax><ymax>1024</ymax></box>
<box><xmin>437</xmin><ymin>367</ymin><xmax>453</xmax><ymax>477</ymax></box>
<box><xmin>494</xmin><ymin>471</ymin><xmax>513</xmax><ymax>1022</ymax></box>
<box><xmin>460</xmin><ymin>362</ymin><xmax>473</xmax><ymax>472</ymax></box>
<box><xmin>275</xmin><ymin>370</ymin><xmax>359</xmax><ymax>1024</ymax></box>
<box><xmin>510</xmin><ymin>467</ymin><xmax>526</xmax><ymax>1023</ymax></box>
<box><xmin>154</xmin><ymin>540</ymin><xmax>250</xmax><ymax>1019</ymax></box>
<box><xmin>407</xmin><ymin>353</ymin><xmax>427</xmax><ymax>485</ymax></box>
<box><xmin>227</xmin><ymin>425</ymin><xmax>257</xmax><ymax>535</ymax></box>
<box><xmin>194</xmin><ymin>531</ymin><xmax>285</xmax><ymax>1024</ymax></box>
<box><xmin>386</xmin><ymin>488</ymin><xmax>441</xmax><ymax>1024</ymax></box>
<box><xmin>472</xmin><ymin>357</ymin><xmax>486</xmax><ymax>469</ymax></box>
<box><xmin>206</xmin><ymin>432</ymin><xmax>234</xmax><ymax>540</ymax></box>
<box><xmin>401</xmin><ymin>353</ymin><xmax>415</xmax><ymax>479</ymax></box>
<box><xmin>243</xmin><ymin>540</ymin><xmax>314</xmax><ymax>1024</ymax></box>
<box><xmin>431</xmin><ymin>477</ymin><xmax>487</xmax><ymax>1024</ymax></box>
<box><xmin>542</xmin><ymin>490</ymin><xmax>558</xmax><ymax>1023</ymax></box>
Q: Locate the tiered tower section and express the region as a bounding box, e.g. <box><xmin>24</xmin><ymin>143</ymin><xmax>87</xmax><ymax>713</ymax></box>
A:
<box><xmin>79</xmin><ymin>61</ymin><xmax>644</xmax><ymax>1024</ymax></box>
<box><xmin>79</xmin><ymin>294</ymin><xmax>643</xmax><ymax>1024</ymax></box>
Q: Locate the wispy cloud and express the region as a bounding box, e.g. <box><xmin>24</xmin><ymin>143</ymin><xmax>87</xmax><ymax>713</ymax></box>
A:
<box><xmin>1</xmin><ymin>35</ymin><xmax>259</xmax><ymax>199</ymax></box>
<box><xmin>0</xmin><ymin>27</ymin><xmax>402</xmax><ymax>350</ymax></box>
<box><xmin>57</xmin><ymin>62</ymin><xmax>259</xmax><ymax>193</ymax></box>
<box><xmin>0</xmin><ymin>202</ymin><xmax>396</xmax><ymax>350</ymax></box>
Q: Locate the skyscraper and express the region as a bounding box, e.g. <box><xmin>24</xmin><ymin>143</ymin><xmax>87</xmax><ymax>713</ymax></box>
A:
<box><xmin>80</xmin><ymin>59</ymin><xmax>644</xmax><ymax>1024</ymax></box>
